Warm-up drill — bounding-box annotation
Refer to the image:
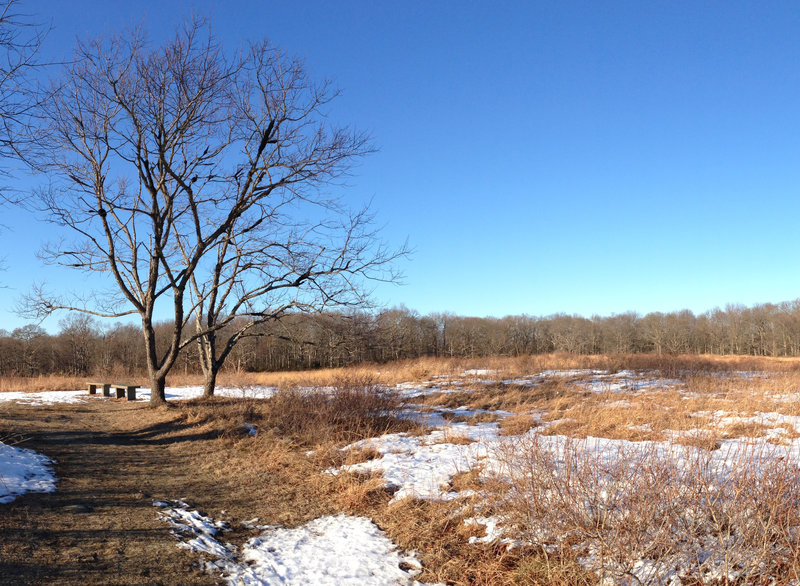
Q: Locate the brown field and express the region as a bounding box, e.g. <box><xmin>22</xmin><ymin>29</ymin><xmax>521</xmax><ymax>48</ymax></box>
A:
<box><xmin>3</xmin><ymin>354</ymin><xmax>800</xmax><ymax>584</ymax></box>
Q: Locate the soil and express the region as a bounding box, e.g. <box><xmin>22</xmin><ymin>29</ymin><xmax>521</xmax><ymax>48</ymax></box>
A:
<box><xmin>0</xmin><ymin>398</ymin><xmax>243</xmax><ymax>585</ymax></box>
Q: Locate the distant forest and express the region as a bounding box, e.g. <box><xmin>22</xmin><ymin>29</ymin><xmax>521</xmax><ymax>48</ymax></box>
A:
<box><xmin>0</xmin><ymin>299</ymin><xmax>800</xmax><ymax>376</ymax></box>
<box><xmin>3</xmin><ymin>299</ymin><xmax>800</xmax><ymax>377</ymax></box>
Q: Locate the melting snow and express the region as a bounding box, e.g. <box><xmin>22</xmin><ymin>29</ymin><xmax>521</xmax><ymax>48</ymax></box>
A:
<box><xmin>9</xmin><ymin>368</ymin><xmax>800</xmax><ymax>584</ymax></box>
<box><xmin>462</xmin><ymin>369</ymin><xmax>496</xmax><ymax>376</ymax></box>
<box><xmin>155</xmin><ymin>501</ymin><xmax>424</xmax><ymax>585</ymax></box>
<box><xmin>334</xmin><ymin>422</ymin><xmax>499</xmax><ymax>502</ymax></box>
<box><xmin>0</xmin><ymin>390</ymin><xmax>89</xmax><ymax>406</ymax></box>
<box><xmin>0</xmin><ymin>441</ymin><xmax>57</xmax><ymax>503</ymax></box>
<box><xmin>0</xmin><ymin>385</ymin><xmax>279</xmax><ymax>405</ymax></box>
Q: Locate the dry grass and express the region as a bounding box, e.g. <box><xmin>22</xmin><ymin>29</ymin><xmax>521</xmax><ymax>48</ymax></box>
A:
<box><xmin>499</xmin><ymin>414</ymin><xmax>540</xmax><ymax>436</ymax></box>
<box><xmin>393</xmin><ymin>363</ymin><xmax>800</xmax><ymax>446</ymax></box>
<box><xmin>489</xmin><ymin>434</ymin><xmax>800</xmax><ymax>584</ymax></box>
<box><xmin>179</xmin><ymin>374</ymin><xmax>421</xmax><ymax>448</ymax></box>
<box><xmin>541</xmin><ymin>395</ymin><xmax>699</xmax><ymax>442</ymax></box>
<box><xmin>421</xmin><ymin>378</ymin><xmax>574</xmax><ymax>413</ymax></box>
<box><xmin>425</xmin><ymin>429</ymin><xmax>476</xmax><ymax>446</ymax></box>
<box><xmin>171</xmin><ymin>357</ymin><xmax>800</xmax><ymax>584</ymax></box>
<box><xmin>7</xmin><ymin>354</ymin><xmax>800</xmax><ymax>584</ymax></box>
<box><xmin>372</xmin><ymin>498</ymin><xmax>553</xmax><ymax>585</ymax></box>
<box><xmin>534</xmin><ymin>372</ymin><xmax>800</xmax><ymax>445</ymax></box>
<box><xmin>0</xmin><ymin>374</ymin><xmax>99</xmax><ymax>393</ymax></box>
<box><xmin>435</xmin><ymin>409</ymin><xmax>504</xmax><ymax>424</ymax></box>
<box><xmin>352</xmin><ymin>353</ymin><xmax>800</xmax><ymax>384</ymax></box>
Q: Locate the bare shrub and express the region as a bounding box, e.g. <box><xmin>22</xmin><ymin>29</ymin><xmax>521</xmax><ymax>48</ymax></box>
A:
<box><xmin>491</xmin><ymin>435</ymin><xmax>800</xmax><ymax>584</ymax></box>
<box><xmin>184</xmin><ymin>375</ymin><xmax>419</xmax><ymax>448</ymax></box>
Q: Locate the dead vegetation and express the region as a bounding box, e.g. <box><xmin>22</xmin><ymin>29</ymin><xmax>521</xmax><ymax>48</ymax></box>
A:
<box><xmin>490</xmin><ymin>435</ymin><xmax>800</xmax><ymax>584</ymax></box>
<box><xmin>5</xmin><ymin>354</ymin><xmax>800</xmax><ymax>583</ymax></box>
<box><xmin>180</xmin><ymin>374</ymin><xmax>418</xmax><ymax>448</ymax></box>
<box><xmin>498</xmin><ymin>414</ymin><xmax>540</xmax><ymax>436</ymax></box>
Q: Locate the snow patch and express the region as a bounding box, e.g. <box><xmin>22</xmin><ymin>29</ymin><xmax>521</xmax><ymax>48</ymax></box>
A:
<box><xmin>334</xmin><ymin>422</ymin><xmax>499</xmax><ymax>502</ymax></box>
<box><xmin>154</xmin><ymin>501</ymin><xmax>425</xmax><ymax>585</ymax></box>
<box><xmin>0</xmin><ymin>441</ymin><xmax>58</xmax><ymax>503</ymax></box>
<box><xmin>0</xmin><ymin>385</ymin><xmax>279</xmax><ymax>405</ymax></box>
<box><xmin>0</xmin><ymin>390</ymin><xmax>88</xmax><ymax>405</ymax></box>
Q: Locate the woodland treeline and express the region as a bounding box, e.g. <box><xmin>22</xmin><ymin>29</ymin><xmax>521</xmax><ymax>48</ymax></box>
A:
<box><xmin>4</xmin><ymin>299</ymin><xmax>800</xmax><ymax>377</ymax></box>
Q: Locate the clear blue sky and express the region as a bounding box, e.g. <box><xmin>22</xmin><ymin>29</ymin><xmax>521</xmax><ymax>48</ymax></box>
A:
<box><xmin>2</xmin><ymin>0</ymin><xmax>800</xmax><ymax>332</ymax></box>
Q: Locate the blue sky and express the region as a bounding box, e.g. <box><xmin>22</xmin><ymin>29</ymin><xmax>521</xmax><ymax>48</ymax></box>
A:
<box><xmin>2</xmin><ymin>1</ymin><xmax>800</xmax><ymax>332</ymax></box>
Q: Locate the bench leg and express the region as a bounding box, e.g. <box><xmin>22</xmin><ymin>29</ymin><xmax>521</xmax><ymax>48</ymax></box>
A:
<box><xmin>115</xmin><ymin>387</ymin><xmax>125</xmax><ymax>399</ymax></box>
<box><xmin>88</xmin><ymin>384</ymin><xmax>97</xmax><ymax>395</ymax></box>
<box><xmin>126</xmin><ymin>387</ymin><xmax>136</xmax><ymax>401</ymax></box>
<box><xmin>102</xmin><ymin>384</ymin><xmax>111</xmax><ymax>397</ymax></box>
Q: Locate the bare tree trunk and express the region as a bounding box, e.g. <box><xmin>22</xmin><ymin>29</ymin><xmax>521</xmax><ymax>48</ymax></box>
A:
<box><xmin>199</xmin><ymin>331</ymin><xmax>218</xmax><ymax>398</ymax></box>
<box><xmin>202</xmin><ymin>363</ymin><xmax>218</xmax><ymax>398</ymax></box>
<box><xmin>149</xmin><ymin>374</ymin><xmax>167</xmax><ymax>407</ymax></box>
<box><xmin>142</xmin><ymin>320</ymin><xmax>167</xmax><ymax>406</ymax></box>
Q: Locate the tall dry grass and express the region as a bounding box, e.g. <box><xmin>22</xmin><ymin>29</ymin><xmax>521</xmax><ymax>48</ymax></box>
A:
<box><xmin>490</xmin><ymin>435</ymin><xmax>800</xmax><ymax>584</ymax></box>
<box><xmin>0</xmin><ymin>374</ymin><xmax>96</xmax><ymax>393</ymax></box>
<box><xmin>179</xmin><ymin>374</ymin><xmax>419</xmax><ymax>448</ymax></box>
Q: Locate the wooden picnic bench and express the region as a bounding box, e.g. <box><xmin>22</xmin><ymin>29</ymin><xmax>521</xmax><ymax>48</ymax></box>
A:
<box><xmin>87</xmin><ymin>382</ymin><xmax>139</xmax><ymax>401</ymax></box>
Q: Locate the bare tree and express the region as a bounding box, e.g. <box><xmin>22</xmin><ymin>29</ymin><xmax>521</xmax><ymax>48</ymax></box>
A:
<box><xmin>24</xmin><ymin>19</ymin><xmax>398</xmax><ymax>405</ymax></box>
<box><xmin>0</xmin><ymin>0</ymin><xmax>44</xmax><ymax>292</ymax></box>
<box><xmin>0</xmin><ymin>0</ymin><xmax>43</xmax><ymax>169</ymax></box>
<box><xmin>189</xmin><ymin>201</ymin><xmax>402</xmax><ymax>397</ymax></box>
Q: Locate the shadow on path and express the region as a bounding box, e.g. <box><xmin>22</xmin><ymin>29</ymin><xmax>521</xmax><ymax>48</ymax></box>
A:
<box><xmin>0</xmin><ymin>402</ymin><xmax>221</xmax><ymax>585</ymax></box>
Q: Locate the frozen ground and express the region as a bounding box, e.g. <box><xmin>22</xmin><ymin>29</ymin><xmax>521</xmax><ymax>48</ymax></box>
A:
<box><xmin>155</xmin><ymin>500</ymin><xmax>424</xmax><ymax>585</ymax></box>
<box><xmin>0</xmin><ymin>441</ymin><xmax>57</xmax><ymax>504</ymax></box>
<box><xmin>332</xmin><ymin>421</ymin><xmax>500</xmax><ymax>502</ymax></box>
<box><xmin>0</xmin><ymin>385</ymin><xmax>278</xmax><ymax>405</ymax></box>
<box><xmin>0</xmin><ymin>390</ymin><xmax>93</xmax><ymax>405</ymax></box>
<box><xmin>5</xmin><ymin>368</ymin><xmax>800</xmax><ymax>584</ymax></box>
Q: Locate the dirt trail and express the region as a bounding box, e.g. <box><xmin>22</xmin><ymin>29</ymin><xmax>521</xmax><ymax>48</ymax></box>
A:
<box><xmin>0</xmin><ymin>400</ymin><xmax>221</xmax><ymax>585</ymax></box>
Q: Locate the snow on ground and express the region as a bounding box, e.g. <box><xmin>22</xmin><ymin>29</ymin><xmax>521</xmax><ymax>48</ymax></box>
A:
<box><xmin>399</xmin><ymin>404</ymin><xmax>513</xmax><ymax>427</ymax></box>
<box><xmin>140</xmin><ymin>385</ymin><xmax>278</xmax><ymax>402</ymax></box>
<box><xmin>335</xmin><ymin>415</ymin><xmax>800</xmax><ymax>509</ymax></box>
<box><xmin>0</xmin><ymin>390</ymin><xmax>89</xmax><ymax>405</ymax></box>
<box><xmin>462</xmin><ymin>369</ymin><xmax>496</xmax><ymax>376</ymax></box>
<box><xmin>0</xmin><ymin>441</ymin><xmax>57</xmax><ymax>504</ymax></box>
<box><xmin>155</xmin><ymin>500</ymin><xmax>425</xmax><ymax>585</ymax></box>
<box><xmin>7</xmin><ymin>368</ymin><xmax>800</xmax><ymax>583</ymax></box>
<box><xmin>329</xmin><ymin>374</ymin><xmax>800</xmax><ymax>585</ymax></box>
<box><xmin>539</xmin><ymin>368</ymin><xmax>607</xmax><ymax>378</ymax></box>
<box><xmin>570</xmin><ymin>370</ymin><xmax>682</xmax><ymax>393</ymax></box>
<box><xmin>395</xmin><ymin>368</ymin><xmax>684</xmax><ymax>400</ymax></box>
<box><xmin>333</xmin><ymin>422</ymin><xmax>500</xmax><ymax>502</ymax></box>
<box><xmin>0</xmin><ymin>385</ymin><xmax>278</xmax><ymax>405</ymax></box>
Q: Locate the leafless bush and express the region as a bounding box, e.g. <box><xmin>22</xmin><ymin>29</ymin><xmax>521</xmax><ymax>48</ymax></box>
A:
<box><xmin>268</xmin><ymin>375</ymin><xmax>408</xmax><ymax>441</ymax></box>
<box><xmin>492</xmin><ymin>435</ymin><xmax>800</xmax><ymax>584</ymax></box>
<box><xmin>182</xmin><ymin>375</ymin><xmax>418</xmax><ymax>447</ymax></box>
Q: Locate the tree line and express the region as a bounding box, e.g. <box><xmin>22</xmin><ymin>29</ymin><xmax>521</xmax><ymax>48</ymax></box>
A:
<box><xmin>4</xmin><ymin>299</ymin><xmax>800</xmax><ymax>377</ymax></box>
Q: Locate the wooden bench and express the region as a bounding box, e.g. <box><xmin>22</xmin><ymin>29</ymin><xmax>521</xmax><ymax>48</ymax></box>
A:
<box><xmin>88</xmin><ymin>382</ymin><xmax>139</xmax><ymax>401</ymax></box>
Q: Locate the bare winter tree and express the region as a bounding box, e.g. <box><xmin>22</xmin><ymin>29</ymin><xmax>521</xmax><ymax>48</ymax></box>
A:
<box><xmin>188</xmin><ymin>200</ymin><xmax>402</xmax><ymax>397</ymax></box>
<box><xmin>0</xmin><ymin>0</ymin><xmax>44</xmax><ymax>177</ymax></box>
<box><xmin>24</xmin><ymin>20</ymin><xmax>400</xmax><ymax>405</ymax></box>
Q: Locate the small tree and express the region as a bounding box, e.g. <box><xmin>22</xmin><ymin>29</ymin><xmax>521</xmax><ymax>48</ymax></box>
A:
<box><xmin>25</xmin><ymin>19</ymin><xmax>400</xmax><ymax>405</ymax></box>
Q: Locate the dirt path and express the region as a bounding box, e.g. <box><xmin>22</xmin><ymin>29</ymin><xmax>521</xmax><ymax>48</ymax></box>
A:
<box><xmin>0</xmin><ymin>400</ymin><xmax>225</xmax><ymax>585</ymax></box>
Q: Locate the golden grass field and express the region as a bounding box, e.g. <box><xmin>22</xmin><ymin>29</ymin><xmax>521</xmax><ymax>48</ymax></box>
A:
<box><xmin>4</xmin><ymin>353</ymin><xmax>800</xmax><ymax>584</ymax></box>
